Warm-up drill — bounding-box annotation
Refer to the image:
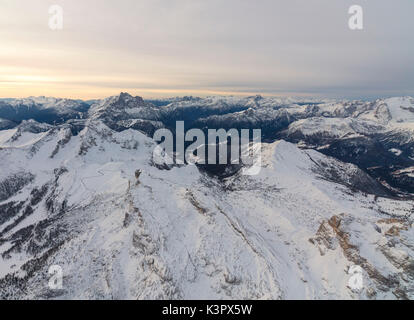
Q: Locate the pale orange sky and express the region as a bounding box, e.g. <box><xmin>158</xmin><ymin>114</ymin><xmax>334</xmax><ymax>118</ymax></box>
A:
<box><xmin>1</xmin><ymin>0</ymin><xmax>413</xmax><ymax>100</ymax></box>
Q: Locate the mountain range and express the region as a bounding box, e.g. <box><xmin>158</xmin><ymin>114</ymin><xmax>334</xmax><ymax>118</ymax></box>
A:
<box><xmin>0</xmin><ymin>93</ymin><xmax>413</xmax><ymax>299</ymax></box>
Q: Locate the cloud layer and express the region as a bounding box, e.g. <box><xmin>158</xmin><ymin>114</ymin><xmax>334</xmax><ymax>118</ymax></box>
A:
<box><xmin>1</xmin><ymin>0</ymin><xmax>413</xmax><ymax>99</ymax></box>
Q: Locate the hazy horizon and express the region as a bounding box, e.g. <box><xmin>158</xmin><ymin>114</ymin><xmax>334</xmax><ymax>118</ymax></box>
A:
<box><xmin>1</xmin><ymin>0</ymin><xmax>413</xmax><ymax>99</ymax></box>
<box><xmin>1</xmin><ymin>91</ymin><xmax>413</xmax><ymax>103</ymax></box>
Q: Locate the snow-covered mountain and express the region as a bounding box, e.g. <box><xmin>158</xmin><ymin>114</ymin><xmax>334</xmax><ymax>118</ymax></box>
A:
<box><xmin>88</xmin><ymin>92</ymin><xmax>163</xmax><ymax>135</ymax></box>
<box><xmin>0</xmin><ymin>97</ymin><xmax>90</xmax><ymax>126</ymax></box>
<box><xmin>0</xmin><ymin>93</ymin><xmax>413</xmax><ymax>300</ymax></box>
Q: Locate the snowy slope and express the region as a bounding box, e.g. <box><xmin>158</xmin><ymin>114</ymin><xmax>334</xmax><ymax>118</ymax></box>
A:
<box><xmin>378</xmin><ymin>97</ymin><xmax>414</xmax><ymax>125</ymax></box>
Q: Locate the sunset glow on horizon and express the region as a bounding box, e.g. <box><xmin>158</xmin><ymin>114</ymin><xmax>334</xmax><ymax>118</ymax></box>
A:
<box><xmin>1</xmin><ymin>0</ymin><xmax>413</xmax><ymax>100</ymax></box>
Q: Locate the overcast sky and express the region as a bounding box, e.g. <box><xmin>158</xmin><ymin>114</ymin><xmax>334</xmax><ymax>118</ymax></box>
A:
<box><xmin>0</xmin><ymin>0</ymin><xmax>413</xmax><ymax>99</ymax></box>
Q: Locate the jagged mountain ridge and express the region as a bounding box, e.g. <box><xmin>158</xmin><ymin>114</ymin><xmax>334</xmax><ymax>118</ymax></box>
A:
<box><xmin>0</xmin><ymin>97</ymin><xmax>90</xmax><ymax>126</ymax></box>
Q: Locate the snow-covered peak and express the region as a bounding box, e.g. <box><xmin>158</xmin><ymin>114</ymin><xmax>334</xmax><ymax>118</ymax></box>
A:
<box><xmin>89</xmin><ymin>93</ymin><xmax>147</xmax><ymax>113</ymax></box>
<box><xmin>8</xmin><ymin>96</ymin><xmax>88</xmax><ymax>113</ymax></box>
<box><xmin>89</xmin><ymin>92</ymin><xmax>160</xmax><ymax>121</ymax></box>
<box><xmin>383</xmin><ymin>96</ymin><xmax>414</xmax><ymax>124</ymax></box>
<box><xmin>15</xmin><ymin>119</ymin><xmax>53</xmax><ymax>133</ymax></box>
<box><xmin>286</xmin><ymin>117</ymin><xmax>385</xmax><ymax>140</ymax></box>
<box><xmin>354</xmin><ymin>96</ymin><xmax>414</xmax><ymax>127</ymax></box>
